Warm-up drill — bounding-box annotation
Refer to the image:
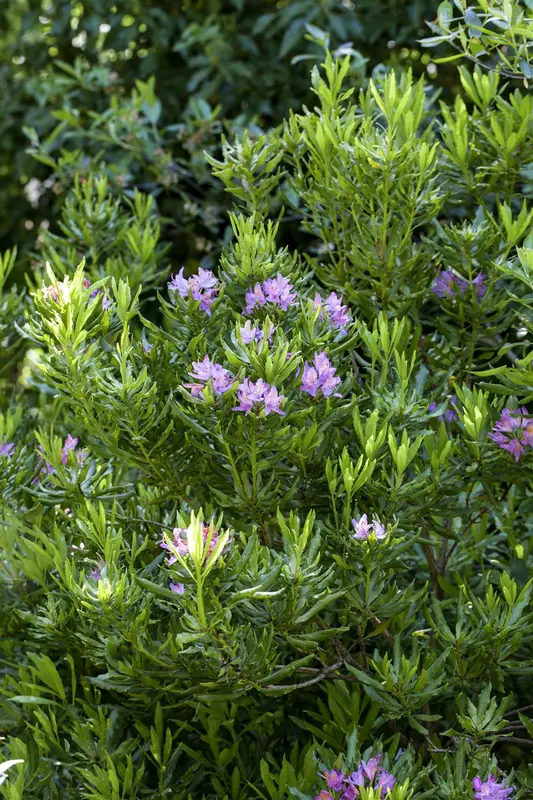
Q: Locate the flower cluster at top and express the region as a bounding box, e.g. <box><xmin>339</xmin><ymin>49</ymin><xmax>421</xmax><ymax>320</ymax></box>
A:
<box><xmin>473</xmin><ymin>775</ymin><xmax>513</xmax><ymax>800</ymax></box>
<box><xmin>184</xmin><ymin>356</ymin><xmax>234</xmax><ymax>396</ymax></box>
<box><xmin>34</xmin><ymin>434</ymin><xmax>86</xmax><ymax>482</ymax></box>
<box><xmin>432</xmin><ymin>270</ymin><xmax>486</xmax><ymax>300</ymax></box>
<box><xmin>245</xmin><ymin>273</ymin><xmax>296</xmax><ymax>314</ymax></box>
<box><xmin>169</xmin><ymin>267</ymin><xmax>220</xmax><ymax>315</ymax></box>
<box><xmin>313</xmin><ymin>292</ymin><xmax>352</xmax><ymax>333</ymax></box>
<box><xmin>489</xmin><ymin>407</ymin><xmax>533</xmax><ymax>462</ymax></box>
<box><xmin>352</xmin><ymin>515</ymin><xmax>387</xmax><ymax>541</ymax></box>
<box><xmin>233</xmin><ymin>379</ymin><xmax>285</xmax><ymax>416</ymax></box>
<box><xmin>315</xmin><ymin>755</ymin><xmax>396</xmax><ymax>800</ymax></box>
<box><xmin>0</xmin><ymin>439</ymin><xmax>15</xmax><ymax>458</ymax></box>
<box><xmin>301</xmin><ymin>352</ymin><xmax>340</xmax><ymax>398</ymax></box>
<box><xmin>160</xmin><ymin>524</ymin><xmax>220</xmax><ymax>565</ymax></box>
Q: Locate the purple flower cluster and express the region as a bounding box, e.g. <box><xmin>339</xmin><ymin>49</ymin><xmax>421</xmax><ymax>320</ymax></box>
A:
<box><xmin>160</xmin><ymin>525</ymin><xmax>219</xmax><ymax>566</ymax></box>
<box><xmin>0</xmin><ymin>439</ymin><xmax>15</xmax><ymax>458</ymax></box>
<box><xmin>316</xmin><ymin>756</ymin><xmax>396</xmax><ymax>800</ymax></box>
<box><xmin>428</xmin><ymin>394</ymin><xmax>458</xmax><ymax>423</ymax></box>
<box><xmin>489</xmin><ymin>407</ymin><xmax>533</xmax><ymax>462</ymax></box>
<box><xmin>313</xmin><ymin>292</ymin><xmax>351</xmax><ymax>333</ymax></box>
<box><xmin>473</xmin><ymin>775</ymin><xmax>513</xmax><ymax>800</ymax></box>
<box><xmin>233</xmin><ymin>379</ymin><xmax>285</xmax><ymax>416</ymax></box>
<box><xmin>301</xmin><ymin>352</ymin><xmax>341</xmax><ymax>398</ymax></box>
<box><xmin>244</xmin><ymin>273</ymin><xmax>296</xmax><ymax>315</ymax></box>
<box><xmin>432</xmin><ymin>270</ymin><xmax>486</xmax><ymax>300</ymax></box>
<box><xmin>34</xmin><ymin>434</ymin><xmax>86</xmax><ymax>482</ymax></box>
<box><xmin>169</xmin><ymin>267</ymin><xmax>219</xmax><ymax>315</ymax></box>
<box><xmin>239</xmin><ymin>320</ymin><xmax>275</xmax><ymax>345</ymax></box>
<box><xmin>184</xmin><ymin>356</ymin><xmax>234</xmax><ymax>397</ymax></box>
<box><xmin>352</xmin><ymin>514</ymin><xmax>387</xmax><ymax>541</ymax></box>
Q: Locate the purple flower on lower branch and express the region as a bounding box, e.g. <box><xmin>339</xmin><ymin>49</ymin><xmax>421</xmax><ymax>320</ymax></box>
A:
<box><xmin>170</xmin><ymin>582</ymin><xmax>185</xmax><ymax>595</ymax></box>
<box><xmin>160</xmin><ymin>525</ymin><xmax>219</xmax><ymax>566</ymax></box>
<box><xmin>432</xmin><ymin>270</ymin><xmax>486</xmax><ymax>300</ymax></box>
<box><xmin>184</xmin><ymin>356</ymin><xmax>233</xmax><ymax>397</ymax></box>
<box><xmin>473</xmin><ymin>775</ymin><xmax>513</xmax><ymax>800</ymax></box>
<box><xmin>323</xmin><ymin>771</ymin><xmax>346</xmax><ymax>792</ymax></box>
<box><xmin>301</xmin><ymin>352</ymin><xmax>341</xmax><ymax>398</ymax></box>
<box><xmin>169</xmin><ymin>267</ymin><xmax>220</xmax><ymax>315</ymax></box>
<box><xmin>313</xmin><ymin>292</ymin><xmax>351</xmax><ymax>333</ymax></box>
<box><xmin>352</xmin><ymin>514</ymin><xmax>387</xmax><ymax>541</ymax></box>
<box><xmin>0</xmin><ymin>440</ymin><xmax>15</xmax><ymax>458</ymax></box>
<box><xmin>245</xmin><ymin>273</ymin><xmax>296</xmax><ymax>314</ymax></box>
<box><xmin>233</xmin><ymin>378</ymin><xmax>285</xmax><ymax>416</ymax></box>
<box><xmin>489</xmin><ymin>407</ymin><xmax>533</xmax><ymax>462</ymax></box>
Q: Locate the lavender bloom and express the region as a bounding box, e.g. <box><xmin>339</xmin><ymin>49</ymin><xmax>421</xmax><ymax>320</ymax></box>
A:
<box><xmin>301</xmin><ymin>352</ymin><xmax>341</xmax><ymax>399</ymax></box>
<box><xmin>244</xmin><ymin>284</ymin><xmax>266</xmax><ymax>315</ymax></box>
<box><xmin>240</xmin><ymin>321</ymin><xmax>263</xmax><ymax>345</ymax></box>
<box><xmin>317</xmin><ymin>754</ymin><xmax>396</xmax><ymax>800</ymax></box>
<box><xmin>169</xmin><ymin>267</ymin><xmax>220</xmax><ymax>315</ymax></box>
<box><xmin>428</xmin><ymin>395</ymin><xmax>458</xmax><ymax>423</ymax></box>
<box><xmin>170</xmin><ymin>582</ymin><xmax>186</xmax><ymax>595</ymax></box>
<box><xmin>432</xmin><ymin>270</ymin><xmax>464</xmax><ymax>298</ymax></box>
<box><xmin>160</xmin><ymin>525</ymin><xmax>219</xmax><ymax>566</ymax></box>
<box><xmin>352</xmin><ymin>514</ymin><xmax>387</xmax><ymax>541</ymax></box>
<box><xmin>314</xmin><ymin>292</ymin><xmax>351</xmax><ymax>333</ymax></box>
<box><xmin>473</xmin><ymin>272</ymin><xmax>487</xmax><ymax>298</ymax></box>
<box><xmin>233</xmin><ymin>378</ymin><xmax>285</xmax><ymax>416</ymax></box>
<box><xmin>244</xmin><ymin>274</ymin><xmax>296</xmax><ymax>315</ymax></box>
<box><xmin>102</xmin><ymin>294</ymin><xmax>112</xmax><ymax>311</ymax></box>
<box><xmin>262</xmin><ymin>273</ymin><xmax>297</xmax><ymax>310</ymax></box>
<box><xmin>90</xmin><ymin>568</ymin><xmax>101</xmax><ymax>582</ymax></box>
<box><xmin>185</xmin><ymin>356</ymin><xmax>233</xmax><ymax>397</ymax></box>
<box><xmin>489</xmin><ymin>407</ymin><xmax>533</xmax><ymax>462</ymax></box>
<box><xmin>376</xmin><ymin>770</ymin><xmax>396</xmax><ymax>794</ymax></box>
<box><xmin>473</xmin><ymin>775</ymin><xmax>513</xmax><ymax>800</ymax></box>
<box><xmin>0</xmin><ymin>440</ymin><xmax>15</xmax><ymax>458</ymax></box>
<box><xmin>323</xmin><ymin>771</ymin><xmax>345</xmax><ymax>792</ymax></box>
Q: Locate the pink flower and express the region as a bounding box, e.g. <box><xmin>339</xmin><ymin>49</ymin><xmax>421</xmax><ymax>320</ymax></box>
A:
<box><xmin>473</xmin><ymin>775</ymin><xmax>513</xmax><ymax>800</ymax></box>
<box><xmin>160</xmin><ymin>525</ymin><xmax>219</xmax><ymax>566</ymax></box>
<box><xmin>169</xmin><ymin>267</ymin><xmax>220</xmax><ymax>315</ymax></box>
<box><xmin>352</xmin><ymin>515</ymin><xmax>387</xmax><ymax>541</ymax></box>
<box><xmin>314</xmin><ymin>292</ymin><xmax>351</xmax><ymax>333</ymax></box>
<box><xmin>301</xmin><ymin>352</ymin><xmax>341</xmax><ymax>398</ymax></box>
<box><xmin>233</xmin><ymin>378</ymin><xmax>285</xmax><ymax>416</ymax></box>
<box><xmin>184</xmin><ymin>356</ymin><xmax>233</xmax><ymax>397</ymax></box>
<box><xmin>244</xmin><ymin>274</ymin><xmax>296</xmax><ymax>315</ymax></box>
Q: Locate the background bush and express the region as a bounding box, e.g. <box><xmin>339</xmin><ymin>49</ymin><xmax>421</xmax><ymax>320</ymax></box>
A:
<box><xmin>1</xmin><ymin>2</ymin><xmax>533</xmax><ymax>799</ymax></box>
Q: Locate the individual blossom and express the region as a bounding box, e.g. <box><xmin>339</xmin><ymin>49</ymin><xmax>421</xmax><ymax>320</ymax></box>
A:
<box><xmin>352</xmin><ymin>514</ymin><xmax>387</xmax><ymax>541</ymax></box>
<box><xmin>301</xmin><ymin>352</ymin><xmax>341</xmax><ymax>398</ymax></box>
<box><xmin>314</xmin><ymin>292</ymin><xmax>352</xmax><ymax>333</ymax></box>
<box><xmin>432</xmin><ymin>270</ymin><xmax>467</xmax><ymax>299</ymax></box>
<box><xmin>322</xmin><ymin>771</ymin><xmax>346</xmax><ymax>792</ymax></box>
<box><xmin>233</xmin><ymin>378</ymin><xmax>285</xmax><ymax>416</ymax></box>
<box><xmin>160</xmin><ymin>524</ymin><xmax>220</xmax><ymax>566</ymax></box>
<box><xmin>473</xmin><ymin>775</ymin><xmax>513</xmax><ymax>800</ymax></box>
<box><xmin>489</xmin><ymin>407</ymin><xmax>533</xmax><ymax>463</ymax></box>
<box><xmin>315</xmin><ymin>793</ymin><xmax>335</xmax><ymax>800</ymax></box>
<box><xmin>244</xmin><ymin>273</ymin><xmax>296</xmax><ymax>315</ymax></box>
<box><xmin>0</xmin><ymin>440</ymin><xmax>15</xmax><ymax>458</ymax></box>
<box><xmin>240</xmin><ymin>320</ymin><xmax>263</xmax><ymax>344</ymax></box>
<box><xmin>170</xmin><ymin>582</ymin><xmax>186</xmax><ymax>595</ymax></box>
<box><xmin>169</xmin><ymin>267</ymin><xmax>220</xmax><ymax>315</ymax></box>
<box><xmin>472</xmin><ymin>272</ymin><xmax>487</xmax><ymax>298</ymax></box>
<box><xmin>428</xmin><ymin>394</ymin><xmax>458</xmax><ymax>423</ymax></box>
<box><xmin>184</xmin><ymin>356</ymin><xmax>234</xmax><ymax>397</ymax></box>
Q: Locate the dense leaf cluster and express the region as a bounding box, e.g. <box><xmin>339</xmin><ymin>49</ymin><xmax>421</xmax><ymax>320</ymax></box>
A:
<box><xmin>1</xmin><ymin>2</ymin><xmax>533</xmax><ymax>800</ymax></box>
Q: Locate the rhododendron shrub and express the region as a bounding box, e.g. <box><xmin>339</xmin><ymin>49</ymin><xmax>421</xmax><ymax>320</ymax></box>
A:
<box><xmin>2</xmin><ymin>9</ymin><xmax>533</xmax><ymax>799</ymax></box>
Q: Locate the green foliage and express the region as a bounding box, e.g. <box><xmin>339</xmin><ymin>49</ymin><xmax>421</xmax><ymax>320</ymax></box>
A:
<box><xmin>2</xmin><ymin>2</ymin><xmax>533</xmax><ymax>799</ymax></box>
